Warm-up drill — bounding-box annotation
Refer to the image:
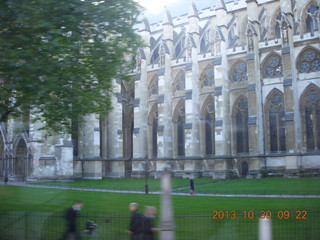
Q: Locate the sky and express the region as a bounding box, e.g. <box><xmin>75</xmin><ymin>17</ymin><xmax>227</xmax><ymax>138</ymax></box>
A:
<box><xmin>136</xmin><ymin>0</ymin><xmax>217</xmax><ymax>23</ymax></box>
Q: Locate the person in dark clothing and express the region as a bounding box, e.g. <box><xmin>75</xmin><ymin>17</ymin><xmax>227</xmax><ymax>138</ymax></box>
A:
<box><xmin>4</xmin><ymin>173</ymin><xmax>8</xmax><ymax>185</ymax></box>
<box><xmin>128</xmin><ymin>202</ymin><xmax>142</xmax><ymax>240</ymax></box>
<box><xmin>190</xmin><ymin>178</ymin><xmax>194</xmax><ymax>195</ymax></box>
<box><xmin>61</xmin><ymin>200</ymin><xmax>83</xmax><ymax>240</ymax></box>
<box><xmin>142</xmin><ymin>206</ymin><xmax>159</xmax><ymax>240</ymax></box>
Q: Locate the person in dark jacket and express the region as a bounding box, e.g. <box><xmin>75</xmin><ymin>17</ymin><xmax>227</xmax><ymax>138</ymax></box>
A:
<box><xmin>142</xmin><ymin>206</ymin><xmax>159</xmax><ymax>240</ymax></box>
<box><xmin>61</xmin><ymin>200</ymin><xmax>83</xmax><ymax>240</ymax></box>
<box><xmin>128</xmin><ymin>202</ymin><xmax>142</xmax><ymax>240</ymax></box>
<box><xmin>190</xmin><ymin>178</ymin><xmax>195</xmax><ymax>195</ymax></box>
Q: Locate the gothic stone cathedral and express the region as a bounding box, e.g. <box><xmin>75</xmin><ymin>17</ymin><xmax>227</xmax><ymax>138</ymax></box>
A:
<box><xmin>1</xmin><ymin>0</ymin><xmax>320</xmax><ymax>181</ymax></box>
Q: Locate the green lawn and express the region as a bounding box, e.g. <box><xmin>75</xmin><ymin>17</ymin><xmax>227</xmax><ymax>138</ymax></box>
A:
<box><xmin>176</xmin><ymin>177</ymin><xmax>320</xmax><ymax>195</ymax></box>
<box><xmin>0</xmin><ymin>186</ymin><xmax>320</xmax><ymax>240</ymax></box>
<box><xmin>1</xmin><ymin>177</ymin><xmax>320</xmax><ymax>240</ymax></box>
<box><xmin>30</xmin><ymin>177</ymin><xmax>218</xmax><ymax>192</ymax></box>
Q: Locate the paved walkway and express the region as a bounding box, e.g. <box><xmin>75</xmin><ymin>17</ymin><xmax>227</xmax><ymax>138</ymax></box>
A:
<box><xmin>2</xmin><ymin>182</ymin><xmax>320</xmax><ymax>198</ymax></box>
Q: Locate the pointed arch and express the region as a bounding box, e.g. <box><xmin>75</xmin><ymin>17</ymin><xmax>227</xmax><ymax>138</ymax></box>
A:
<box><xmin>300</xmin><ymin>84</ymin><xmax>320</xmax><ymax>151</ymax></box>
<box><xmin>148</xmin><ymin>103</ymin><xmax>158</xmax><ymax>158</ymax></box>
<box><xmin>300</xmin><ymin>1</ymin><xmax>319</xmax><ymax>34</ymax></box>
<box><xmin>200</xmin><ymin>95</ymin><xmax>215</xmax><ymax>155</ymax></box>
<box><xmin>173</xmin><ymin>70</ymin><xmax>186</xmax><ymax>93</ymax></box>
<box><xmin>148</xmin><ymin>74</ymin><xmax>159</xmax><ymax>97</ymax></box>
<box><xmin>296</xmin><ymin>46</ymin><xmax>320</xmax><ymax>73</ymax></box>
<box><xmin>13</xmin><ymin>137</ymin><xmax>28</xmax><ymax>179</ymax></box>
<box><xmin>200</xmin><ymin>64</ymin><xmax>214</xmax><ymax>89</ymax></box>
<box><xmin>264</xmin><ymin>89</ymin><xmax>286</xmax><ymax>153</ymax></box>
<box><xmin>261</xmin><ymin>52</ymin><xmax>283</xmax><ymax>78</ymax></box>
<box><xmin>200</xmin><ymin>20</ymin><xmax>212</xmax><ymax>54</ymax></box>
<box><xmin>232</xmin><ymin>95</ymin><xmax>249</xmax><ymax>154</ymax></box>
<box><xmin>229</xmin><ymin>60</ymin><xmax>247</xmax><ymax>82</ymax></box>
<box><xmin>173</xmin><ymin>99</ymin><xmax>185</xmax><ymax>157</ymax></box>
<box><xmin>269</xmin><ymin>8</ymin><xmax>282</xmax><ymax>39</ymax></box>
<box><xmin>174</xmin><ymin>30</ymin><xmax>186</xmax><ymax>59</ymax></box>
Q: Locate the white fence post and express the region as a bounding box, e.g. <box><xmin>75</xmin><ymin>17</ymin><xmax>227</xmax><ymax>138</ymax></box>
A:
<box><xmin>259</xmin><ymin>218</ymin><xmax>272</xmax><ymax>240</ymax></box>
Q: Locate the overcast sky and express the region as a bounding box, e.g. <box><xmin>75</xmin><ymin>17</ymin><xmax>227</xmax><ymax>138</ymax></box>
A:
<box><xmin>138</xmin><ymin>0</ymin><xmax>233</xmax><ymax>23</ymax></box>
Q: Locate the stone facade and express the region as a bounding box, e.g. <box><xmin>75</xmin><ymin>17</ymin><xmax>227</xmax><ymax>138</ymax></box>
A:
<box><xmin>1</xmin><ymin>0</ymin><xmax>320</xmax><ymax>180</ymax></box>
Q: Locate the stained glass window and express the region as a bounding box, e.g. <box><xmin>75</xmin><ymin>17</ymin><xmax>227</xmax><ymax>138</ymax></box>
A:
<box><xmin>302</xmin><ymin>88</ymin><xmax>320</xmax><ymax>150</ymax></box>
<box><xmin>177</xmin><ymin>115</ymin><xmax>185</xmax><ymax>156</ymax></box>
<box><xmin>201</xmin><ymin>67</ymin><xmax>214</xmax><ymax>87</ymax></box>
<box><xmin>152</xmin><ymin>116</ymin><xmax>158</xmax><ymax>157</ymax></box>
<box><xmin>298</xmin><ymin>48</ymin><xmax>320</xmax><ymax>73</ymax></box>
<box><xmin>149</xmin><ymin>76</ymin><xmax>158</xmax><ymax>97</ymax></box>
<box><xmin>263</xmin><ymin>54</ymin><xmax>283</xmax><ymax>78</ymax></box>
<box><xmin>267</xmin><ymin>93</ymin><xmax>286</xmax><ymax>152</ymax></box>
<box><xmin>306</xmin><ymin>4</ymin><xmax>318</xmax><ymax>33</ymax></box>
<box><xmin>234</xmin><ymin>98</ymin><xmax>249</xmax><ymax>153</ymax></box>
<box><xmin>232</xmin><ymin>61</ymin><xmax>247</xmax><ymax>82</ymax></box>
<box><xmin>174</xmin><ymin>72</ymin><xmax>186</xmax><ymax>92</ymax></box>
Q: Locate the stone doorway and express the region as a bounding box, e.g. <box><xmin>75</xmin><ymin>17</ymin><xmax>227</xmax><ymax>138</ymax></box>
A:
<box><xmin>14</xmin><ymin>139</ymin><xmax>28</xmax><ymax>181</ymax></box>
<box><xmin>241</xmin><ymin>161</ymin><xmax>248</xmax><ymax>178</ymax></box>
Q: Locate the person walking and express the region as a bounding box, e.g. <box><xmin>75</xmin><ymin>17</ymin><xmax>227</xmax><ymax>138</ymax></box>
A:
<box><xmin>142</xmin><ymin>206</ymin><xmax>160</xmax><ymax>240</ymax></box>
<box><xmin>128</xmin><ymin>202</ymin><xmax>142</xmax><ymax>240</ymax></box>
<box><xmin>190</xmin><ymin>178</ymin><xmax>195</xmax><ymax>195</ymax></box>
<box><xmin>61</xmin><ymin>200</ymin><xmax>83</xmax><ymax>240</ymax></box>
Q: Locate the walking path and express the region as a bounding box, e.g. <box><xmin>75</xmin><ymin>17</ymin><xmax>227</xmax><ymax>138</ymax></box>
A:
<box><xmin>2</xmin><ymin>182</ymin><xmax>320</xmax><ymax>198</ymax></box>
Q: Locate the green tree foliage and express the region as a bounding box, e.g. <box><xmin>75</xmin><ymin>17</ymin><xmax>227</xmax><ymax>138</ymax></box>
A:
<box><xmin>0</xmin><ymin>0</ymin><xmax>142</xmax><ymax>133</ymax></box>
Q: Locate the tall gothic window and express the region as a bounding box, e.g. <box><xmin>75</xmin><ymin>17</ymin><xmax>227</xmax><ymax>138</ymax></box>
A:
<box><xmin>262</xmin><ymin>54</ymin><xmax>283</xmax><ymax>78</ymax></box>
<box><xmin>306</xmin><ymin>4</ymin><xmax>319</xmax><ymax>33</ymax></box>
<box><xmin>151</xmin><ymin>46</ymin><xmax>159</xmax><ymax>65</ymax></box>
<box><xmin>266</xmin><ymin>91</ymin><xmax>286</xmax><ymax>152</ymax></box>
<box><xmin>149</xmin><ymin>75</ymin><xmax>159</xmax><ymax>97</ymax></box>
<box><xmin>234</xmin><ymin>97</ymin><xmax>249</xmax><ymax>154</ymax></box>
<box><xmin>297</xmin><ymin>48</ymin><xmax>320</xmax><ymax>73</ymax></box>
<box><xmin>174</xmin><ymin>102</ymin><xmax>185</xmax><ymax>157</ymax></box>
<box><xmin>177</xmin><ymin>115</ymin><xmax>185</xmax><ymax>156</ymax></box>
<box><xmin>174</xmin><ymin>71</ymin><xmax>186</xmax><ymax>93</ymax></box>
<box><xmin>201</xmin><ymin>65</ymin><xmax>214</xmax><ymax>88</ymax></box>
<box><xmin>152</xmin><ymin>115</ymin><xmax>158</xmax><ymax>157</ymax></box>
<box><xmin>274</xmin><ymin>12</ymin><xmax>282</xmax><ymax>38</ymax></box>
<box><xmin>175</xmin><ymin>32</ymin><xmax>186</xmax><ymax>59</ymax></box>
<box><xmin>200</xmin><ymin>30</ymin><xmax>210</xmax><ymax>54</ymax></box>
<box><xmin>301</xmin><ymin>86</ymin><xmax>320</xmax><ymax>151</ymax></box>
<box><xmin>231</xmin><ymin>61</ymin><xmax>247</xmax><ymax>82</ymax></box>
<box><xmin>204</xmin><ymin>101</ymin><xmax>215</xmax><ymax>155</ymax></box>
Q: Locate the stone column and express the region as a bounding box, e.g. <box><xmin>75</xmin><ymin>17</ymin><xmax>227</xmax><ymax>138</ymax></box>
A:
<box><xmin>280</xmin><ymin>0</ymin><xmax>298</xmax><ymax>173</ymax></box>
<box><xmin>183</xmin><ymin>2</ymin><xmax>201</xmax><ymax>177</ymax></box>
<box><xmin>246</xmin><ymin>0</ymin><xmax>263</xmax><ymax>155</ymax></box>
<box><xmin>106</xmin><ymin>80</ymin><xmax>125</xmax><ymax>177</ymax></box>
<box><xmin>160</xmin><ymin>170</ymin><xmax>175</xmax><ymax>240</ymax></box>
<box><xmin>157</xmin><ymin>9</ymin><xmax>174</xmax><ymax>161</ymax></box>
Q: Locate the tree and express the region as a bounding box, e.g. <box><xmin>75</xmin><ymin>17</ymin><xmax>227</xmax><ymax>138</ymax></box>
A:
<box><xmin>0</xmin><ymin>0</ymin><xmax>142</xmax><ymax>133</ymax></box>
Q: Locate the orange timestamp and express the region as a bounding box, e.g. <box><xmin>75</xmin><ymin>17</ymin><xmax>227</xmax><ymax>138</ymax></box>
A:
<box><xmin>212</xmin><ymin>210</ymin><xmax>308</xmax><ymax>220</ymax></box>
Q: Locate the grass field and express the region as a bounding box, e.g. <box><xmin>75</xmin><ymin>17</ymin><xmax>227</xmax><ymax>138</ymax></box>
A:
<box><xmin>1</xmin><ymin>177</ymin><xmax>320</xmax><ymax>239</ymax></box>
<box><xmin>31</xmin><ymin>177</ymin><xmax>320</xmax><ymax>194</ymax></box>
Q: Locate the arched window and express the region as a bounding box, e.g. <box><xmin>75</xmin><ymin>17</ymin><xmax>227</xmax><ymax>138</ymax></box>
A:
<box><xmin>152</xmin><ymin>114</ymin><xmax>158</xmax><ymax>157</ymax></box>
<box><xmin>231</xmin><ymin>61</ymin><xmax>247</xmax><ymax>82</ymax></box>
<box><xmin>262</xmin><ymin>54</ymin><xmax>283</xmax><ymax>78</ymax></box>
<box><xmin>174</xmin><ymin>71</ymin><xmax>186</xmax><ymax>93</ymax></box>
<box><xmin>174</xmin><ymin>101</ymin><xmax>185</xmax><ymax>157</ymax></box>
<box><xmin>149</xmin><ymin>75</ymin><xmax>158</xmax><ymax>97</ymax></box>
<box><xmin>265</xmin><ymin>91</ymin><xmax>286</xmax><ymax>152</ymax></box>
<box><xmin>200</xmin><ymin>65</ymin><xmax>214</xmax><ymax>88</ymax></box>
<box><xmin>15</xmin><ymin>138</ymin><xmax>28</xmax><ymax>178</ymax></box>
<box><xmin>306</xmin><ymin>4</ymin><xmax>318</xmax><ymax>33</ymax></box>
<box><xmin>150</xmin><ymin>45</ymin><xmax>159</xmax><ymax>65</ymax></box>
<box><xmin>204</xmin><ymin>101</ymin><xmax>215</xmax><ymax>155</ymax></box>
<box><xmin>301</xmin><ymin>85</ymin><xmax>320</xmax><ymax>151</ymax></box>
<box><xmin>233</xmin><ymin>97</ymin><xmax>249</xmax><ymax>154</ymax></box>
<box><xmin>297</xmin><ymin>48</ymin><xmax>320</xmax><ymax>73</ymax></box>
<box><xmin>177</xmin><ymin>115</ymin><xmax>185</xmax><ymax>156</ymax></box>
<box><xmin>274</xmin><ymin>12</ymin><xmax>282</xmax><ymax>38</ymax></box>
<box><xmin>200</xmin><ymin>30</ymin><xmax>210</xmax><ymax>54</ymax></box>
<box><xmin>175</xmin><ymin>33</ymin><xmax>186</xmax><ymax>59</ymax></box>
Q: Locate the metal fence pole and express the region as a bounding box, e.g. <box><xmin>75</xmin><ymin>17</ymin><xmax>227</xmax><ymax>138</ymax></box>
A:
<box><xmin>259</xmin><ymin>218</ymin><xmax>272</xmax><ymax>240</ymax></box>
